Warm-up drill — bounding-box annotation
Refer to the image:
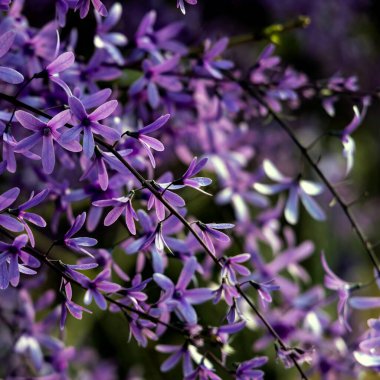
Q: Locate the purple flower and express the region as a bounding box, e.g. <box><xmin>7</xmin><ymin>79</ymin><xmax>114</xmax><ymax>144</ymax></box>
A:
<box><xmin>75</xmin><ymin>0</ymin><xmax>108</xmax><ymax>18</ymax></box>
<box><xmin>0</xmin><ymin>187</ymin><xmax>24</xmax><ymax>232</ymax></box>
<box><xmin>213</xmin><ymin>278</ymin><xmax>240</xmax><ymax>306</ymax></box>
<box><xmin>129</xmin><ymin>57</ymin><xmax>182</xmax><ymax>109</ymax></box>
<box><xmin>161</xmin><ymin>157</ymin><xmax>212</xmax><ymax>195</ymax></box>
<box><xmin>235</xmin><ymin>356</ymin><xmax>268</xmax><ymax>380</ymax></box>
<box><xmin>156</xmin><ymin>344</ymin><xmax>193</xmax><ymax>375</ymax></box>
<box><xmin>354</xmin><ymin>318</ymin><xmax>380</xmax><ymax>368</ymax></box>
<box><xmin>9</xmin><ymin>189</ymin><xmax>49</xmax><ymax>247</ymax></box>
<box><xmin>125</xmin><ymin>114</ymin><xmax>170</xmax><ymax>168</ymax></box>
<box><xmin>94</xmin><ymin>3</ymin><xmax>127</xmax><ymax>65</ymax></box>
<box><xmin>60</xmin><ymin>280</ymin><xmax>92</xmax><ymax>330</ymax></box>
<box><xmin>128</xmin><ymin>315</ymin><xmax>158</xmax><ymax>347</ymax></box>
<box><xmin>0</xmin><ymin>31</ymin><xmax>24</xmax><ymax>84</ymax></box>
<box><xmin>15</xmin><ymin>110</ymin><xmax>81</xmax><ymax>174</ymax></box>
<box><xmin>0</xmin><ymin>234</ymin><xmax>40</xmax><ymax>289</ymax></box>
<box><xmin>196</xmin><ymin>37</ymin><xmax>234</xmax><ymax>79</ymax></box>
<box><xmin>63</xmin><ymin>212</ymin><xmax>97</xmax><ymax>256</ymax></box>
<box><xmin>254</xmin><ymin>160</ymin><xmax>326</xmax><ymax>224</ymax></box>
<box><xmin>92</xmin><ymin>193</ymin><xmax>138</xmax><ymax>235</ymax></box>
<box><xmin>321</xmin><ymin>252</ymin><xmax>353</xmax><ymax>330</ymax></box>
<box><xmin>153</xmin><ymin>257</ymin><xmax>213</xmax><ymax>325</ymax></box>
<box><xmin>334</xmin><ymin>98</ymin><xmax>370</xmax><ymax>176</ymax></box>
<box><xmin>135</xmin><ymin>10</ymin><xmax>187</xmax><ymax>56</ymax></box>
<box><xmin>147</xmin><ymin>179</ymin><xmax>185</xmax><ymax>221</ymax></box>
<box><xmin>185</xmin><ymin>363</ymin><xmax>222</xmax><ymax>380</ymax></box>
<box><xmin>220</xmin><ymin>253</ymin><xmax>251</xmax><ymax>284</ymax></box>
<box><xmin>61</xmin><ymin>96</ymin><xmax>120</xmax><ymax>158</ymax></box>
<box><xmin>177</xmin><ymin>0</ymin><xmax>197</xmax><ymax>15</ymax></box>
<box><xmin>81</xmin><ymin>268</ymin><xmax>121</xmax><ymax>310</ymax></box>
<box><xmin>37</xmin><ymin>51</ymin><xmax>75</xmax><ymax>94</ymax></box>
<box><xmin>196</xmin><ymin>222</ymin><xmax>234</xmax><ymax>255</ymax></box>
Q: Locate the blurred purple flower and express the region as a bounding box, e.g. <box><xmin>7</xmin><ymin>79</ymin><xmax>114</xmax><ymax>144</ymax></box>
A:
<box><xmin>235</xmin><ymin>356</ymin><xmax>268</xmax><ymax>380</ymax></box>
<box><xmin>254</xmin><ymin>160</ymin><xmax>326</xmax><ymax>224</ymax></box>
<box><xmin>0</xmin><ymin>30</ymin><xmax>24</xmax><ymax>84</ymax></box>
<box><xmin>0</xmin><ymin>234</ymin><xmax>40</xmax><ymax>289</ymax></box>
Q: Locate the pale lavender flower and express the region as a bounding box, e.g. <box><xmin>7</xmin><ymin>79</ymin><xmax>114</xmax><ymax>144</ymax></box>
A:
<box><xmin>220</xmin><ymin>253</ymin><xmax>251</xmax><ymax>284</ymax></box>
<box><xmin>94</xmin><ymin>3</ymin><xmax>127</xmax><ymax>65</ymax></box>
<box><xmin>185</xmin><ymin>363</ymin><xmax>221</xmax><ymax>380</ymax></box>
<box><xmin>37</xmin><ymin>51</ymin><xmax>75</xmax><ymax>94</ymax></box>
<box><xmin>354</xmin><ymin>318</ymin><xmax>380</xmax><ymax>368</ymax></box>
<box><xmin>333</xmin><ymin>97</ymin><xmax>370</xmax><ymax>176</ymax></box>
<box><xmin>160</xmin><ymin>157</ymin><xmax>212</xmax><ymax>195</ymax></box>
<box><xmin>253</xmin><ymin>160</ymin><xmax>326</xmax><ymax>224</ymax></box>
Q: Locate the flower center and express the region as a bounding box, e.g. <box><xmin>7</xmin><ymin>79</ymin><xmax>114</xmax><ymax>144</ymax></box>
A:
<box><xmin>43</xmin><ymin>127</ymin><xmax>51</xmax><ymax>136</ymax></box>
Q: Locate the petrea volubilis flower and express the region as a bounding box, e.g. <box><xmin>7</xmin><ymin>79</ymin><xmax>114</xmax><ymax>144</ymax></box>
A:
<box><xmin>92</xmin><ymin>193</ymin><xmax>138</xmax><ymax>235</ymax></box>
<box><xmin>125</xmin><ymin>114</ymin><xmax>170</xmax><ymax>168</ymax></box>
<box><xmin>8</xmin><ymin>189</ymin><xmax>49</xmax><ymax>247</ymax></box>
<box><xmin>0</xmin><ymin>31</ymin><xmax>24</xmax><ymax>84</ymax></box>
<box><xmin>94</xmin><ymin>3</ymin><xmax>127</xmax><ymax>65</ymax></box>
<box><xmin>61</xmin><ymin>96</ymin><xmax>120</xmax><ymax>158</ymax></box>
<box><xmin>75</xmin><ymin>0</ymin><xmax>108</xmax><ymax>18</ymax></box>
<box><xmin>15</xmin><ymin>110</ymin><xmax>81</xmax><ymax>174</ymax></box>
<box><xmin>196</xmin><ymin>222</ymin><xmax>234</xmax><ymax>255</ymax></box>
<box><xmin>63</xmin><ymin>212</ymin><xmax>97</xmax><ymax>256</ymax></box>
<box><xmin>254</xmin><ymin>160</ymin><xmax>326</xmax><ymax>224</ymax></box>
<box><xmin>153</xmin><ymin>257</ymin><xmax>213</xmax><ymax>325</ymax></box>
<box><xmin>0</xmin><ymin>187</ymin><xmax>24</xmax><ymax>232</ymax></box>
<box><xmin>0</xmin><ymin>234</ymin><xmax>40</xmax><ymax>289</ymax></box>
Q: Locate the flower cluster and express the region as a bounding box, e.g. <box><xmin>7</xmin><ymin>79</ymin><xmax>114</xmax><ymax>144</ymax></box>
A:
<box><xmin>0</xmin><ymin>1</ymin><xmax>377</xmax><ymax>379</ymax></box>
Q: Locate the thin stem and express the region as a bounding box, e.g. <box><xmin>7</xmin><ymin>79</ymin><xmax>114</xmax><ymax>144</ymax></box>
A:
<box><xmin>225</xmin><ymin>75</ymin><xmax>380</xmax><ymax>276</ymax></box>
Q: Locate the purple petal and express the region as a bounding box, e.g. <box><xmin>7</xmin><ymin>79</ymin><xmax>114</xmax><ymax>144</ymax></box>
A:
<box><xmin>89</xmin><ymin>100</ymin><xmax>118</xmax><ymax>121</ymax></box>
<box><xmin>47</xmin><ymin>52</ymin><xmax>75</xmax><ymax>75</ymax></box>
<box><xmin>177</xmin><ymin>257</ymin><xmax>197</xmax><ymax>290</ymax></box>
